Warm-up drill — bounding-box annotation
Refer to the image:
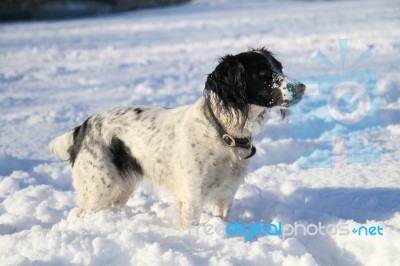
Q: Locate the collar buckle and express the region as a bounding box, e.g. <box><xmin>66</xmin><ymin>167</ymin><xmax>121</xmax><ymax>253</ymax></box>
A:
<box><xmin>221</xmin><ymin>134</ymin><xmax>257</xmax><ymax>159</ymax></box>
<box><xmin>222</xmin><ymin>134</ymin><xmax>236</xmax><ymax>147</ymax></box>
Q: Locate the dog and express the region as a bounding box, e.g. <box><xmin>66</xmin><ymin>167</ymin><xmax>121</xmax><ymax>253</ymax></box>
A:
<box><xmin>49</xmin><ymin>47</ymin><xmax>305</xmax><ymax>229</ymax></box>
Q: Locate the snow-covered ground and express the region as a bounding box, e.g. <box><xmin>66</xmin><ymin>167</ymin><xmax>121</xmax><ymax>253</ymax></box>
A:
<box><xmin>1</xmin><ymin>0</ymin><xmax>400</xmax><ymax>265</ymax></box>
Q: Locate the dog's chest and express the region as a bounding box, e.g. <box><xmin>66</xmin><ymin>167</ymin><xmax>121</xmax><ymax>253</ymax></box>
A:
<box><xmin>199</xmin><ymin>147</ymin><xmax>248</xmax><ymax>187</ymax></box>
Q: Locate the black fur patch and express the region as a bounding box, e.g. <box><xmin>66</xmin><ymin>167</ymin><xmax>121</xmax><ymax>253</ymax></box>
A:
<box><xmin>134</xmin><ymin>108</ymin><xmax>143</xmax><ymax>115</ymax></box>
<box><xmin>109</xmin><ymin>136</ymin><xmax>143</xmax><ymax>179</ymax></box>
<box><xmin>203</xmin><ymin>47</ymin><xmax>291</xmax><ymax>128</ymax></box>
<box><xmin>68</xmin><ymin>118</ymin><xmax>90</xmax><ymax>166</ymax></box>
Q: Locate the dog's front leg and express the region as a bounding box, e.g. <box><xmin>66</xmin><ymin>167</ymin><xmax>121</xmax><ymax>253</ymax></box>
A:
<box><xmin>212</xmin><ymin>181</ymin><xmax>241</xmax><ymax>220</ymax></box>
<box><xmin>178</xmin><ymin>194</ymin><xmax>202</xmax><ymax>230</ymax></box>
<box><xmin>212</xmin><ymin>194</ymin><xmax>234</xmax><ymax>220</ymax></box>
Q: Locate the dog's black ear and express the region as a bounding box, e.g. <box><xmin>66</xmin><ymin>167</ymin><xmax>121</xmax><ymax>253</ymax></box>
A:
<box><xmin>204</xmin><ymin>54</ymin><xmax>248</xmax><ymax>113</ymax></box>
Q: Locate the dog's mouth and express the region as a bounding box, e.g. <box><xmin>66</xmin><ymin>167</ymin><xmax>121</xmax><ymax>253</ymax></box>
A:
<box><xmin>281</xmin><ymin>100</ymin><xmax>289</xmax><ymax>108</ymax></box>
<box><xmin>280</xmin><ymin>97</ymin><xmax>303</xmax><ymax>108</ymax></box>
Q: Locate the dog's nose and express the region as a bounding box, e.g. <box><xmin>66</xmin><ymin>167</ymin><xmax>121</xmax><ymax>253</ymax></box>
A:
<box><xmin>296</xmin><ymin>83</ymin><xmax>306</xmax><ymax>97</ymax></box>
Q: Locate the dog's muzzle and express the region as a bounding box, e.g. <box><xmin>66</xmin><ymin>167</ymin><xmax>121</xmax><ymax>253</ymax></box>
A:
<box><xmin>283</xmin><ymin>80</ymin><xmax>306</xmax><ymax>107</ymax></box>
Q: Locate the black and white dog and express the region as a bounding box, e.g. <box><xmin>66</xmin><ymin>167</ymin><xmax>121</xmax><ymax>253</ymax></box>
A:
<box><xmin>49</xmin><ymin>48</ymin><xmax>305</xmax><ymax>228</ymax></box>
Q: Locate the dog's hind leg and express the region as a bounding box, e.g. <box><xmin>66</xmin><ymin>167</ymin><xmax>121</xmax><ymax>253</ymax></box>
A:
<box><xmin>71</xmin><ymin>144</ymin><xmax>136</xmax><ymax>216</ymax></box>
<box><xmin>72</xmin><ymin>160</ymin><xmax>116</xmax><ymax>216</ymax></box>
<box><xmin>110</xmin><ymin>187</ymin><xmax>133</xmax><ymax>208</ymax></box>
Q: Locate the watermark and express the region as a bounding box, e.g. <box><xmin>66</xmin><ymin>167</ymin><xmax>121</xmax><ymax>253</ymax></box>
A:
<box><xmin>291</xmin><ymin>39</ymin><xmax>381</xmax><ymax>168</ymax></box>
<box><xmin>188</xmin><ymin>221</ymin><xmax>384</xmax><ymax>241</ymax></box>
<box><xmin>352</xmin><ymin>225</ymin><xmax>383</xmax><ymax>236</ymax></box>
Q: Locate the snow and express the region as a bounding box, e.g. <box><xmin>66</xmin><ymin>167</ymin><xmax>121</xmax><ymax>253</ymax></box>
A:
<box><xmin>1</xmin><ymin>0</ymin><xmax>400</xmax><ymax>265</ymax></box>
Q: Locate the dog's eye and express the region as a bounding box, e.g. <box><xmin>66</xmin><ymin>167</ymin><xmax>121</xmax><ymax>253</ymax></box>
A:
<box><xmin>259</xmin><ymin>70</ymin><xmax>268</xmax><ymax>77</ymax></box>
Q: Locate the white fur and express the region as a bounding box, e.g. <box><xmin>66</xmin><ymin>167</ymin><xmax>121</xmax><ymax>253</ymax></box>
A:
<box><xmin>49</xmin><ymin>131</ymin><xmax>74</xmax><ymax>160</ymax></box>
<box><xmin>49</xmin><ymin>48</ymin><xmax>305</xmax><ymax>229</ymax></box>
<box><xmin>50</xmin><ymin>98</ymin><xmax>266</xmax><ymax>228</ymax></box>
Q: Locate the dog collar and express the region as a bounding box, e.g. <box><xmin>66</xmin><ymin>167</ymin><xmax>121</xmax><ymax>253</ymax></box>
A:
<box><xmin>221</xmin><ymin>134</ymin><xmax>257</xmax><ymax>159</ymax></box>
<box><xmin>205</xmin><ymin>100</ymin><xmax>257</xmax><ymax>159</ymax></box>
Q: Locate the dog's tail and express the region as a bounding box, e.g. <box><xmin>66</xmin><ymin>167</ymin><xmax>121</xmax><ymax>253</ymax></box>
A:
<box><xmin>49</xmin><ymin>130</ymin><xmax>74</xmax><ymax>161</ymax></box>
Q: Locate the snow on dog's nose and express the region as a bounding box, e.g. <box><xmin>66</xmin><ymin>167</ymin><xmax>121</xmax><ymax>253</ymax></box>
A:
<box><xmin>296</xmin><ymin>83</ymin><xmax>306</xmax><ymax>97</ymax></box>
<box><xmin>284</xmin><ymin>79</ymin><xmax>306</xmax><ymax>106</ymax></box>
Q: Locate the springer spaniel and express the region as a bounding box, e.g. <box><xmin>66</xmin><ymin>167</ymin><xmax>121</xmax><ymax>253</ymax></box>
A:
<box><xmin>49</xmin><ymin>48</ymin><xmax>305</xmax><ymax>228</ymax></box>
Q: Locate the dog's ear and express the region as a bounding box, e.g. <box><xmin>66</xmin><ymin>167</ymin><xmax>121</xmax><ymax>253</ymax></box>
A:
<box><xmin>204</xmin><ymin>54</ymin><xmax>248</xmax><ymax>112</ymax></box>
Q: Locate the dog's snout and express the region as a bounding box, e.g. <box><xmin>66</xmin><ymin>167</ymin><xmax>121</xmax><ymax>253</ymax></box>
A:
<box><xmin>296</xmin><ymin>83</ymin><xmax>306</xmax><ymax>97</ymax></box>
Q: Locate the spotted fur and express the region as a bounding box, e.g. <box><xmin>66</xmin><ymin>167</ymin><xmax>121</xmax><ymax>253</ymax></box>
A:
<box><xmin>49</xmin><ymin>48</ymin><xmax>305</xmax><ymax>228</ymax></box>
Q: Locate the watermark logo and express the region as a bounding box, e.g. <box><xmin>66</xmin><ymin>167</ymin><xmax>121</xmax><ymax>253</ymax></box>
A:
<box><xmin>225</xmin><ymin>221</ymin><xmax>282</xmax><ymax>241</ymax></box>
<box><xmin>291</xmin><ymin>39</ymin><xmax>381</xmax><ymax>168</ymax></box>
<box><xmin>188</xmin><ymin>221</ymin><xmax>384</xmax><ymax>240</ymax></box>
<box><xmin>352</xmin><ymin>225</ymin><xmax>383</xmax><ymax>236</ymax></box>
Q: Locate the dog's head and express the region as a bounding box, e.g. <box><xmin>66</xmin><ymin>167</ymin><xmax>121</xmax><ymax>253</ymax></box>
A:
<box><xmin>204</xmin><ymin>47</ymin><xmax>305</xmax><ymax>119</ymax></box>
